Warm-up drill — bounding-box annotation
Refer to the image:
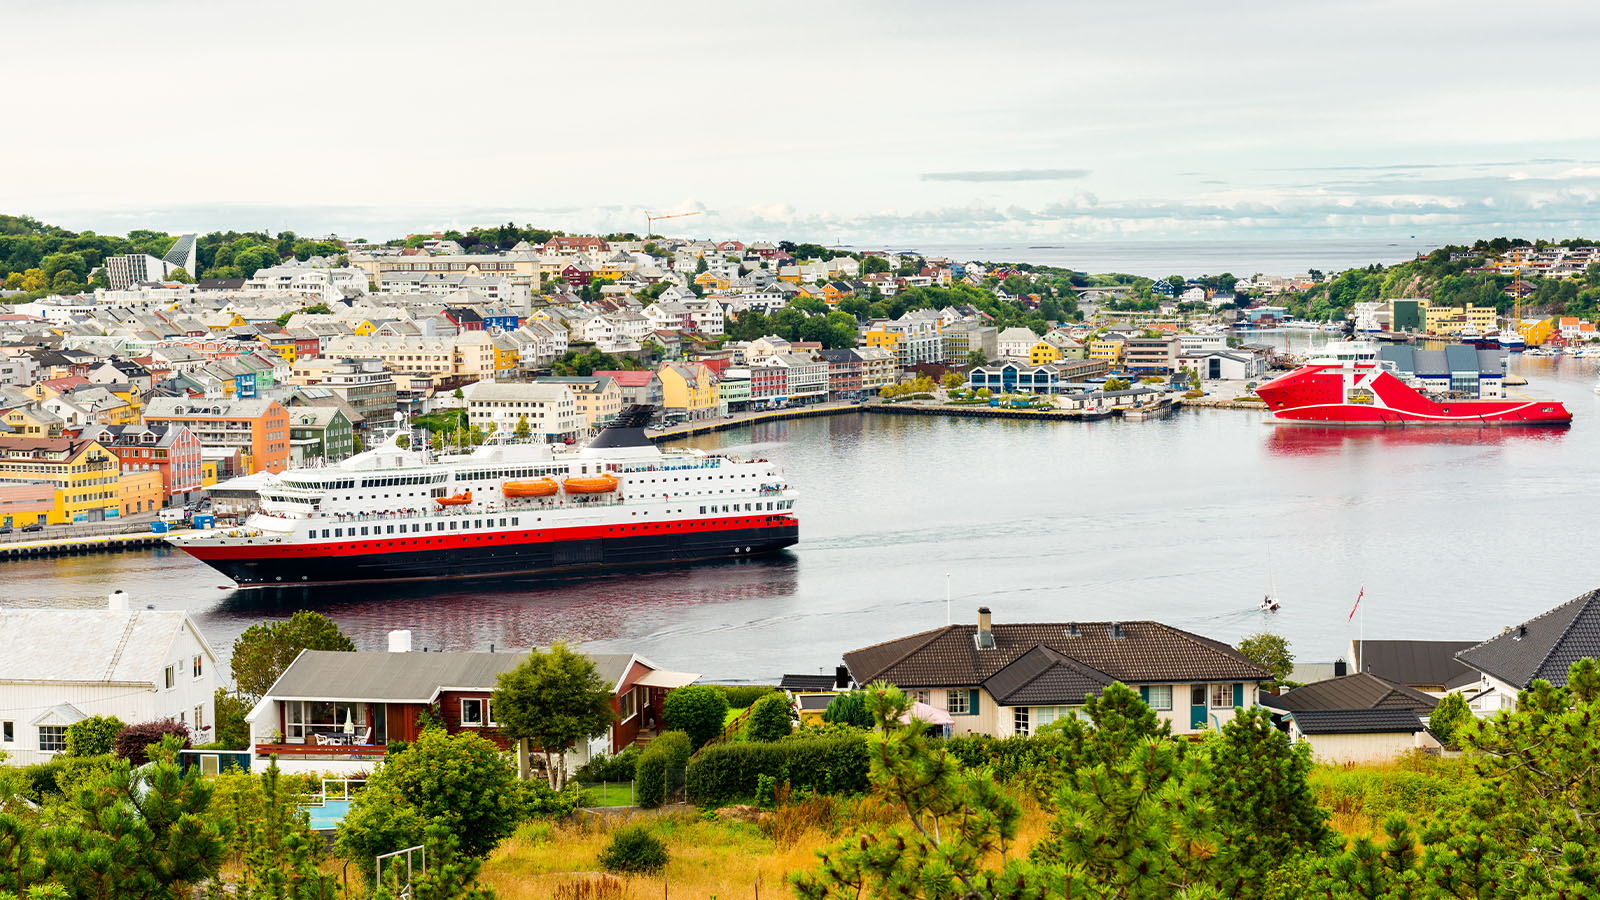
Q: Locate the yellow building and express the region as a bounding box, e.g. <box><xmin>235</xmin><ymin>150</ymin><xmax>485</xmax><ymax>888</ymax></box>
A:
<box><xmin>1028</xmin><ymin>341</ymin><xmax>1063</xmax><ymax>365</ymax></box>
<box><xmin>492</xmin><ymin>339</ymin><xmax>520</xmax><ymax>377</ymax></box>
<box><xmin>658</xmin><ymin>362</ymin><xmax>720</xmax><ymax>421</ymax></box>
<box><xmin>352</xmin><ymin>319</ymin><xmax>379</xmax><ymax>336</ymax></box>
<box><xmin>201</xmin><ymin>459</ymin><xmax>221</xmax><ymax>487</ymax></box>
<box><xmin>0</xmin><ymin>435</ymin><xmax>122</xmax><ymax>524</ymax></box>
<box><xmin>1088</xmin><ymin>339</ymin><xmax>1125</xmax><ymax>364</ymax></box>
<box><xmin>261</xmin><ymin>335</ymin><xmax>299</xmax><ymax>363</ymax></box>
<box><xmin>2</xmin><ymin>406</ymin><xmax>63</xmax><ymax>437</ymax></box>
<box><xmin>118</xmin><ymin>470</ymin><xmax>164</xmax><ymax>516</ymax></box>
<box><xmin>862</xmin><ymin>330</ymin><xmax>903</xmax><ymax>354</ymax></box>
<box><xmin>1423</xmin><ymin>303</ymin><xmax>1498</xmax><ymax>336</ymax></box>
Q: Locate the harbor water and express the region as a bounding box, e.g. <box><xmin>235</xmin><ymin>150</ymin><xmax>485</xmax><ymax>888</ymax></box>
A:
<box><xmin>11</xmin><ymin>350</ymin><xmax>1600</xmax><ymax>679</ymax></box>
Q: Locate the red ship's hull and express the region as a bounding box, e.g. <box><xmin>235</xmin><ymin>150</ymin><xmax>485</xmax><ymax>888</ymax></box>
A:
<box><xmin>1255</xmin><ymin>364</ymin><xmax>1571</xmax><ymax>426</ymax></box>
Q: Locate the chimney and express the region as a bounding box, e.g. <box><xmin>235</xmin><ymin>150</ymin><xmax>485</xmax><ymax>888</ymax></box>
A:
<box><xmin>108</xmin><ymin>590</ymin><xmax>128</xmax><ymax>611</ymax></box>
<box><xmin>388</xmin><ymin>630</ymin><xmax>413</xmax><ymax>653</ymax></box>
<box><xmin>1109</xmin><ymin>622</ymin><xmax>1124</xmax><ymax>640</ymax></box>
<box><xmin>1333</xmin><ymin>658</ymin><xmax>1347</xmax><ymax>677</ymax></box>
<box><xmin>977</xmin><ymin>606</ymin><xmax>992</xmax><ymax>635</ymax></box>
<box><xmin>1516</xmin><ymin>624</ymin><xmax>1527</xmax><ymax>640</ymax></box>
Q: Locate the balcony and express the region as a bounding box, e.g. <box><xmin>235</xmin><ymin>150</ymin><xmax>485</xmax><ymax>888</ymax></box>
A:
<box><xmin>254</xmin><ymin>740</ymin><xmax>388</xmax><ymax>761</ymax></box>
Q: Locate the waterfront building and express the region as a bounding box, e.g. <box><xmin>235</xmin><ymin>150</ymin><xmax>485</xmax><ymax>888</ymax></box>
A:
<box><xmin>1421</xmin><ymin>303</ymin><xmax>1498</xmax><ymax>337</ymax></box>
<box><xmin>1123</xmin><ymin>337</ymin><xmax>1181</xmax><ymax>375</ymax></box>
<box><xmin>967</xmin><ymin>360</ymin><xmax>1109</xmax><ymax>394</ymax></box>
<box><xmin>0</xmin><ymin>595</ymin><xmax>219</xmax><ymax>766</ymax></box>
<box><xmin>1378</xmin><ymin>345</ymin><xmax>1505</xmax><ymax>399</ymax></box>
<box><xmin>1087</xmin><ymin>338</ymin><xmax>1125</xmax><ymax>366</ymax></box>
<box><xmin>535</xmin><ymin>376</ymin><xmax>623</xmax><ymax>429</ymax></box>
<box><xmin>592</xmin><ymin>370</ymin><xmax>664</xmax><ymax>408</ymax></box>
<box><xmin>464</xmin><ymin>381</ymin><xmax>581</xmax><ymax>441</ymax></box>
<box><xmin>855</xmin><ymin>346</ymin><xmax>896</xmax><ymax>393</ymax></box>
<box><xmin>747</xmin><ymin>363</ymin><xmax>788</xmax><ymax>405</ymax></box>
<box><xmin>1180</xmin><ymin>350</ymin><xmax>1262</xmax><ymax>382</ymax></box>
<box><xmin>1457</xmin><ymin>588</ymin><xmax>1600</xmax><ymax>715</ymax></box>
<box><xmin>242</xmin><ymin>639</ymin><xmax>696</xmax><ymax>776</ymax></box>
<box><xmin>79</xmin><ymin>423</ymin><xmax>205</xmax><ymax>502</ymax></box>
<box><xmin>287</xmin><ymin>407</ymin><xmax>356</xmax><ymax>465</ymax></box>
<box><xmin>717</xmin><ymin>372</ymin><xmax>751</xmax><ymax>411</ymax></box>
<box><xmin>143</xmin><ymin>397</ymin><xmax>291</xmax><ymax>474</ymax></box>
<box><xmin>0</xmin><ymin>435</ymin><xmax>122</xmax><ymax>524</ymax></box>
<box><xmin>769</xmin><ymin>352</ymin><xmax>828</xmax><ymax>404</ymax></box>
<box><xmin>816</xmin><ymin>349</ymin><xmax>864</xmax><ymax>399</ymax></box>
<box><xmin>658</xmin><ymin>362</ymin><xmax>720</xmax><ymax>421</ymax></box>
<box><xmin>1027</xmin><ymin>341</ymin><xmax>1062</xmax><ymax>366</ymax></box>
<box><xmin>842</xmin><ymin>607</ymin><xmax>1269</xmax><ymax>739</ymax></box>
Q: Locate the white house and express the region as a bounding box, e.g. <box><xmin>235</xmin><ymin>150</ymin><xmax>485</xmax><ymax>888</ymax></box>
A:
<box><xmin>0</xmin><ymin>592</ymin><xmax>219</xmax><ymax>765</ymax></box>
<box><xmin>464</xmin><ymin>381</ymin><xmax>582</xmax><ymax>441</ymax></box>
<box><xmin>1180</xmin><ymin>350</ymin><xmax>1264</xmax><ymax>382</ymax></box>
<box><xmin>1457</xmin><ymin>589</ymin><xmax>1600</xmax><ymax>715</ymax></box>
<box><xmin>997</xmin><ymin>327</ymin><xmax>1038</xmax><ymax>361</ymax></box>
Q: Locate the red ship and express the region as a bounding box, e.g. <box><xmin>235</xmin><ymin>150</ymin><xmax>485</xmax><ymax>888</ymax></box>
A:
<box><xmin>1254</xmin><ymin>360</ymin><xmax>1571</xmax><ymax>426</ymax></box>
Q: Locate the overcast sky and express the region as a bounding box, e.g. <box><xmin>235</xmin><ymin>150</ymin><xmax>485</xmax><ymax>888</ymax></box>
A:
<box><xmin>10</xmin><ymin>0</ymin><xmax>1600</xmax><ymax>245</ymax></box>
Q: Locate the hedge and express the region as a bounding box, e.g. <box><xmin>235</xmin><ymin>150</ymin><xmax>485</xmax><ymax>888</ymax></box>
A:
<box><xmin>711</xmin><ymin>684</ymin><xmax>777</xmax><ymax>709</ymax></box>
<box><xmin>941</xmin><ymin>734</ymin><xmax>1072</xmax><ymax>782</ymax></box>
<box><xmin>686</xmin><ymin>734</ymin><xmax>869</xmax><ymax>805</ymax></box>
<box><xmin>637</xmin><ymin>731</ymin><xmax>691</xmax><ymax>809</ymax></box>
<box><xmin>18</xmin><ymin>754</ymin><xmax>117</xmax><ymax>802</ymax></box>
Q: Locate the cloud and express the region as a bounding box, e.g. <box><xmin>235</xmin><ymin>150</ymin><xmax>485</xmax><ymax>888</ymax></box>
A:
<box><xmin>920</xmin><ymin>168</ymin><xmax>1091</xmax><ymax>183</ymax></box>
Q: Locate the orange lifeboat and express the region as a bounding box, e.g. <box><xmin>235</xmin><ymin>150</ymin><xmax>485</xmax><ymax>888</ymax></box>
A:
<box><xmin>435</xmin><ymin>490</ymin><xmax>473</xmax><ymax>507</ymax></box>
<box><xmin>503</xmin><ymin>478</ymin><xmax>559</xmax><ymax>498</ymax></box>
<box><xmin>562</xmin><ymin>474</ymin><xmax>619</xmax><ymax>494</ymax></box>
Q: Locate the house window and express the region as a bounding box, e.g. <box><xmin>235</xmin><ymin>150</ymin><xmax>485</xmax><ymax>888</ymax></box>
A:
<box><xmin>620</xmin><ymin>688</ymin><xmax>638</xmax><ymax>722</ymax></box>
<box><xmin>909</xmin><ymin>689</ymin><xmax>931</xmax><ymax>705</ymax></box>
<box><xmin>39</xmin><ymin>725</ymin><xmax>67</xmax><ymax>753</ymax></box>
<box><xmin>193</xmin><ymin>655</ymin><xmax>203</xmax><ymax>678</ymax></box>
<box><xmin>461</xmin><ymin>698</ymin><xmax>485</xmax><ymax>727</ymax></box>
<box><xmin>1210</xmin><ymin>684</ymin><xmax>1234</xmax><ymax>709</ymax></box>
<box><xmin>1</xmin><ymin>721</ymin><xmax>12</xmax><ymax>743</ymax></box>
<box><xmin>1013</xmin><ymin>707</ymin><xmax>1029</xmax><ymax>736</ymax></box>
<box><xmin>946</xmin><ymin>689</ymin><xmax>969</xmax><ymax>715</ymax></box>
<box><xmin>195</xmin><ymin>706</ymin><xmax>205</xmax><ymax>731</ymax></box>
<box><xmin>284</xmin><ymin>700</ymin><xmax>365</xmax><ymax>742</ymax></box>
<box><xmin>1146</xmin><ymin>685</ymin><xmax>1173</xmax><ymax>710</ymax></box>
<box><xmin>165</xmin><ymin>665</ymin><xmax>175</xmax><ymax>689</ymax></box>
<box><xmin>1191</xmin><ymin>685</ymin><xmax>1206</xmax><ymax>707</ymax></box>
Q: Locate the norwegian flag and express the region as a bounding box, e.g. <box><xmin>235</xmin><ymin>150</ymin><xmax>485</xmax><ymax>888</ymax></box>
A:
<box><xmin>1348</xmin><ymin>586</ymin><xmax>1364</xmax><ymax>623</ymax></box>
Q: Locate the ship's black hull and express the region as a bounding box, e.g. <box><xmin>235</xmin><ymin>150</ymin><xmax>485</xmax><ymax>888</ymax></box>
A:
<box><xmin>187</xmin><ymin>523</ymin><xmax>800</xmax><ymax>587</ymax></box>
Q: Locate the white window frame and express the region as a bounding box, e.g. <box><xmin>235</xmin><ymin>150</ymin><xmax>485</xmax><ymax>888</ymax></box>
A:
<box><xmin>1147</xmin><ymin>685</ymin><xmax>1173</xmax><ymax>711</ymax></box>
<box><xmin>38</xmin><ymin>725</ymin><xmax>66</xmax><ymax>753</ymax></box>
<box><xmin>1</xmin><ymin>720</ymin><xmax>12</xmax><ymax>744</ymax></box>
<box><xmin>165</xmin><ymin>665</ymin><xmax>175</xmax><ymax>689</ymax></box>
<box><xmin>460</xmin><ymin>698</ymin><xmax>485</xmax><ymax>727</ymax></box>
<box><xmin>619</xmin><ymin>687</ymin><xmax>638</xmax><ymax>723</ymax></box>
<box><xmin>1013</xmin><ymin>707</ymin><xmax>1030</xmax><ymax>736</ymax></box>
<box><xmin>192</xmin><ymin>654</ymin><xmax>204</xmax><ymax>678</ymax></box>
<box><xmin>1210</xmin><ymin>683</ymin><xmax>1234</xmax><ymax>709</ymax></box>
<box><xmin>946</xmin><ymin>689</ymin><xmax>969</xmax><ymax>716</ymax></box>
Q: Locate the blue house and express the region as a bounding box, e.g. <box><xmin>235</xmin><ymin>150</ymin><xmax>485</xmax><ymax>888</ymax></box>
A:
<box><xmin>968</xmin><ymin>362</ymin><xmax>1063</xmax><ymax>394</ymax></box>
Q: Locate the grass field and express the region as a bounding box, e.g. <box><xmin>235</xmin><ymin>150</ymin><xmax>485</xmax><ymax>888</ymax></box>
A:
<box><xmin>479</xmin><ymin>756</ymin><xmax>1477</xmax><ymax>898</ymax></box>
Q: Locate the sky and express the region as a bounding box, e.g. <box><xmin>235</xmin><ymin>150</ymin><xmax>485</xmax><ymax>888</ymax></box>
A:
<box><xmin>9</xmin><ymin>0</ymin><xmax>1600</xmax><ymax>246</ymax></box>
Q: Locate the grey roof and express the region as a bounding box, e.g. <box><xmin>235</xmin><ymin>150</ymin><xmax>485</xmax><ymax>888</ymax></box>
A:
<box><xmin>1352</xmin><ymin>639</ymin><xmax>1477</xmax><ymax>689</ymax></box>
<box><xmin>1456</xmin><ymin>589</ymin><xmax>1600</xmax><ymax>689</ymax></box>
<box><xmin>780</xmin><ymin>674</ymin><xmax>837</xmax><ymax>691</ymax></box>
<box><xmin>1261</xmin><ymin>672</ymin><xmax>1437</xmax><ymax>713</ymax></box>
<box><xmin>981</xmin><ymin>644</ymin><xmax>1117</xmax><ymax>706</ymax></box>
<box><xmin>265</xmin><ymin>649</ymin><xmax>636</xmax><ymax>702</ymax></box>
<box><xmin>0</xmin><ymin>608</ymin><xmax>206</xmax><ymax>685</ymax></box>
<box><xmin>1289</xmin><ymin>708</ymin><xmax>1425</xmax><ymax>735</ymax></box>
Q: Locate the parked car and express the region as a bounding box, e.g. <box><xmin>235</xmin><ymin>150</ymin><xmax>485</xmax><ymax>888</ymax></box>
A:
<box><xmin>21</xmin><ymin>523</ymin><xmax>44</xmax><ymax>533</ymax></box>
<box><xmin>0</xmin><ymin>525</ymin><xmax>12</xmax><ymax>535</ymax></box>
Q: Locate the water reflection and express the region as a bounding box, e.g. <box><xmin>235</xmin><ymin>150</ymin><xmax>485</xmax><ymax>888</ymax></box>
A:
<box><xmin>200</xmin><ymin>554</ymin><xmax>801</xmax><ymax>655</ymax></box>
<box><xmin>1265</xmin><ymin>424</ymin><xmax>1570</xmax><ymax>455</ymax></box>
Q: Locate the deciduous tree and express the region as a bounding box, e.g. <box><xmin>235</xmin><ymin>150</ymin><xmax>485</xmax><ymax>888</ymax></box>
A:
<box><xmin>1237</xmin><ymin>632</ymin><xmax>1294</xmax><ymax>683</ymax></box>
<box><xmin>230</xmin><ymin>610</ymin><xmax>355</xmax><ymax>701</ymax></box>
<box><xmin>492</xmin><ymin>641</ymin><xmax>617</xmax><ymax>789</ymax></box>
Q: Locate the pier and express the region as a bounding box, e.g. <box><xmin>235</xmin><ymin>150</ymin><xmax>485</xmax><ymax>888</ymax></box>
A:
<box><xmin>0</xmin><ymin>530</ymin><xmax>186</xmax><ymax>560</ymax></box>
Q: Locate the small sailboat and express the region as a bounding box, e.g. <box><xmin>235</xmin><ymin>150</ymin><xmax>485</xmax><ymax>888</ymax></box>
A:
<box><xmin>1260</xmin><ymin>549</ymin><xmax>1281</xmax><ymax>611</ymax></box>
<box><xmin>1260</xmin><ymin>593</ymin><xmax>1281</xmax><ymax>612</ymax></box>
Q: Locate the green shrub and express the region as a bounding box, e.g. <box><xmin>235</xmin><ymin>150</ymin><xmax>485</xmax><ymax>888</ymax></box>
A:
<box><xmin>517</xmin><ymin>778</ymin><xmax>581</xmax><ymax>820</ymax></box>
<box><xmin>1429</xmin><ymin>692</ymin><xmax>1471</xmax><ymax>749</ymax></box>
<box><xmin>822</xmin><ymin>692</ymin><xmax>873</xmax><ymax>728</ymax></box>
<box><xmin>64</xmin><ymin>715</ymin><xmax>124</xmax><ymax>758</ymax></box>
<box><xmin>661</xmin><ymin>686</ymin><xmax>728</xmax><ymax>750</ymax></box>
<box><xmin>711</xmin><ymin>684</ymin><xmax>776</xmax><ymax>709</ymax></box>
<box><xmin>635</xmin><ymin>730</ymin><xmax>692</xmax><ymax>809</ymax></box>
<box><xmin>686</xmin><ymin>734</ymin><xmax>869</xmax><ymax>805</ymax></box>
<box><xmin>745</xmin><ymin>693</ymin><xmax>795</xmax><ymax>743</ymax></box>
<box><xmin>598</xmin><ymin>825</ymin><xmax>668</xmax><ymax>874</ymax></box>
<box><xmin>18</xmin><ymin>754</ymin><xmax>116</xmax><ymax>803</ymax></box>
<box><xmin>574</xmin><ymin>746</ymin><xmax>640</xmax><ymax>783</ymax></box>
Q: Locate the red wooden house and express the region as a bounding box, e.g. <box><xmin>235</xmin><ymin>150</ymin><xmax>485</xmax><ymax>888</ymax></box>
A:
<box><xmin>245</xmin><ymin>638</ymin><xmax>699</xmax><ymax>775</ymax></box>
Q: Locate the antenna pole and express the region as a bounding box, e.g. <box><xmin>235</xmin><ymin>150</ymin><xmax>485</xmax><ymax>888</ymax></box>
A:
<box><xmin>945</xmin><ymin>573</ymin><xmax>951</xmax><ymax>626</ymax></box>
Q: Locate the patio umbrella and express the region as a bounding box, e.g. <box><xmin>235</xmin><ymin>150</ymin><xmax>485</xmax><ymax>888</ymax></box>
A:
<box><xmin>899</xmin><ymin>701</ymin><xmax>954</xmax><ymax>726</ymax></box>
<box><xmin>343</xmin><ymin>710</ymin><xmax>355</xmax><ymax>737</ymax></box>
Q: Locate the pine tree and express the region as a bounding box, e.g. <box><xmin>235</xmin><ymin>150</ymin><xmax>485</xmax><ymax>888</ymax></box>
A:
<box><xmin>792</xmin><ymin>684</ymin><xmax>1050</xmax><ymax>900</ymax></box>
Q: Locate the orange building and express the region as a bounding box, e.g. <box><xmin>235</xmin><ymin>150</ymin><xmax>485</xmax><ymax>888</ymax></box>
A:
<box><xmin>142</xmin><ymin>397</ymin><xmax>291</xmax><ymax>474</ymax></box>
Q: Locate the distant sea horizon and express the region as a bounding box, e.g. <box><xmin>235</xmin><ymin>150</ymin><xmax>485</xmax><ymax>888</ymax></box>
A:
<box><xmin>841</xmin><ymin>237</ymin><xmax>1449</xmax><ymax>280</ymax></box>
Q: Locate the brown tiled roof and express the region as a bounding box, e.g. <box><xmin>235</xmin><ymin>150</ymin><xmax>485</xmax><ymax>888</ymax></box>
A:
<box><xmin>1261</xmin><ymin>672</ymin><xmax>1437</xmax><ymax>714</ymax></box>
<box><xmin>982</xmin><ymin>645</ymin><xmax>1117</xmax><ymax>706</ymax></box>
<box><xmin>843</xmin><ymin>620</ymin><xmax>1269</xmax><ymax>688</ymax></box>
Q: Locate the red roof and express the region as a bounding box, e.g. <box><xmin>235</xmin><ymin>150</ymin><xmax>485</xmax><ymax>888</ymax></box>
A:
<box><xmin>592</xmin><ymin>370</ymin><xmax>656</xmax><ymax>386</ymax></box>
<box><xmin>42</xmin><ymin>376</ymin><xmax>92</xmax><ymax>390</ymax></box>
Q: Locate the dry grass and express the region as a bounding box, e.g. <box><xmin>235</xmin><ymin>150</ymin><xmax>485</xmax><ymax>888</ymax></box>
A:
<box><xmin>483</xmin><ymin>792</ymin><xmax>1053</xmax><ymax>900</ymax></box>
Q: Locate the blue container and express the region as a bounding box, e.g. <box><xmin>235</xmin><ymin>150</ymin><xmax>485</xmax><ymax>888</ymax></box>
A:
<box><xmin>150</xmin><ymin>522</ymin><xmax>169</xmax><ymax>534</ymax></box>
<box><xmin>192</xmin><ymin>514</ymin><xmax>215</xmax><ymax>529</ymax></box>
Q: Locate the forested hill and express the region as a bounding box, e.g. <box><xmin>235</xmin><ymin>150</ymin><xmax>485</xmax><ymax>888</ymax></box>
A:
<box><xmin>1293</xmin><ymin>241</ymin><xmax>1600</xmax><ymax>320</ymax></box>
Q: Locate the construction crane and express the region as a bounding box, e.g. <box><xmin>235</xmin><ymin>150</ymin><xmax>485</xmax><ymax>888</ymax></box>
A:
<box><xmin>644</xmin><ymin>210</ymin><xmax>703</xmax><ymax>238</ymax></box>
<box><xmin>1510</xmin><ymin>246</ymin><xmax>1526</xmax><ymax>327</ymax></box>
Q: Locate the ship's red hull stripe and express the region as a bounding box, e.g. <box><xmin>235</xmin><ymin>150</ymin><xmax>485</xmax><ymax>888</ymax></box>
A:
<box><xmin>180</xmin><ymin>515</ymin><xmax>797</xmax><ymax>561</ymax></box>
